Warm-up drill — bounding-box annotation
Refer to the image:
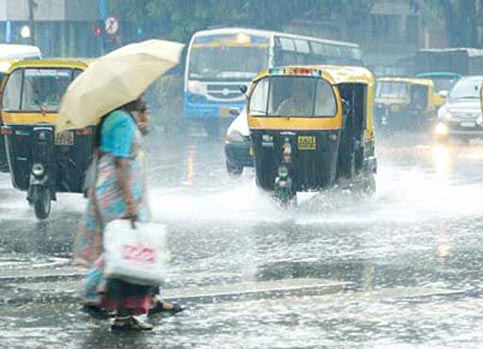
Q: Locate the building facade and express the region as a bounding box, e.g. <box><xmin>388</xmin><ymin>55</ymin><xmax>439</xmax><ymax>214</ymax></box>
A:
<box><xmin>0</xmin><ymin>0</ymin><xmax>104</xmax><ymax>57</ymax></box>
<box><xmin>285</xmin><ymin>0</ymin><xmax>439</xmax><ymax>75</ymax></box>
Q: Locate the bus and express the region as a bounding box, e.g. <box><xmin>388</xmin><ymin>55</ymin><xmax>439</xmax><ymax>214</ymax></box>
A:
<box><xmin>415</xmin><ymin>48</ymin><xmax>483</xmax><ymax>76</ymax></box>
<box><xmin>184</xmin><ymin>27</ymin><xmax>363</xmax><ymax>135</ymax></box>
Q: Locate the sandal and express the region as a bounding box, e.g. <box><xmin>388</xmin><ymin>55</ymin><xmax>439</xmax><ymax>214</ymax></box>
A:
<box><xmin>111</xmin><ymin>316</ymin><xmax>153</xmax><ymax>331</ymax></box>
<box><xmin>81</xmin><ymin>304</ymin><xmax>114</xmax><ymax>320</ymax></box>
<box><xmin>148</xmin><ymin>300</ymin><xmax>184</xmax><ymax>316</ymax></box>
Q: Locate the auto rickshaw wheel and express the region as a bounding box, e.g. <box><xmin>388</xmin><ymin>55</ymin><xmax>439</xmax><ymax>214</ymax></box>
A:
<box><xmin>34</xmin><ymin>187</ymin><xmax>51</xmax><ymax>220</ymax></box>
<box><xmin>274</xmin><ymin>184</ymin><xmax>297</xmax><ymax>208</ymax></box>
<box><xmin>354</xmin><ymin>174</ymin><xmax>376</xmax><ymax>197</ymax></box>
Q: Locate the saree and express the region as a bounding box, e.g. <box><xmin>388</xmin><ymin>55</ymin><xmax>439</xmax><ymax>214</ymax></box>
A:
<box><xmin>73</xmin><ymin>111</ymin><xmax>151</xmax><ymax>314</ymax></box>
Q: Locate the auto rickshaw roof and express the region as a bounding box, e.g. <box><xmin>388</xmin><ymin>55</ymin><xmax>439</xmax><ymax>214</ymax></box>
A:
<box><xmin>0</xmin><ymin>59</ymin><xmax>16</xmax><ymax>73</ymax></box>
<box><xmin>253</xmin><ymin>65</ymin><xmax>374</xmax><ymax>85</ymax></box>
<box><xmin>6</xmin><ymin>58</ymin><xmax>93</xmax><ymax>74</ymax></box>
<box><xmin>377</xmin><ymin>77</ymin><xmax>434</xmax><ymax>87</ymax></box>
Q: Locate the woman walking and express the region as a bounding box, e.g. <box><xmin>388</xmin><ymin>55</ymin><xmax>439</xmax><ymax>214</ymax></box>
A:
<box><xmin>74</xmin><ymin>98</ymin><xmax>154</xmax><ymax>330</ymax></box>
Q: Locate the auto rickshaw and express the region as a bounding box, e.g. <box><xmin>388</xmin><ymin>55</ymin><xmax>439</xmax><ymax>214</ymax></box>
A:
<box><xmin>374</xmin><ymin>77</ymin><xmax>437</xmax><ymax>131</ymax></box>
<box><xmin>416</xmin><ymin>72</ymin><xmax>461</xmax><ymax>107</ymax></box>
<box><xmin>247</xmin><ymin>65</ymin><xmax>377</xmax><ymax>205</ymax></box>
<box><xmin>0</xmin><ymin>59</ymin><xmax>95</xmax><ymax>219</ymax></box>
<box><xmin>0</xmin><ymin>59</ymin><xmax>15</xmax><ymax>172</ymax></box>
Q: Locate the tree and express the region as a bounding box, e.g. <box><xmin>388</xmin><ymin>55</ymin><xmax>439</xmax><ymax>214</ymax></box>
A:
<box><xmin>432</xmin><ymin>0</ymin><xmax>480</xmax><ymax>47</ymax></box>
<box><xmin>107</xmin><ymin>0</ymin><xmax>375</xmax><ymax>43</ymax></box>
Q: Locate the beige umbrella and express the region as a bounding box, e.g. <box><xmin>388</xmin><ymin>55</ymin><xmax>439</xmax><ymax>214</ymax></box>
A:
<box><xmin>56</xmin><ymin>39</ymin><xmax>184</xmax><ymax>132</ymax></box>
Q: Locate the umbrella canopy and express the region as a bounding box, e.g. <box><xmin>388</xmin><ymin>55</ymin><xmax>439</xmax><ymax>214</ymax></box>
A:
<box><xmin>56</xmin><ymin>39</ymin><xmax>184</xmax><ymax>132</ymax></box>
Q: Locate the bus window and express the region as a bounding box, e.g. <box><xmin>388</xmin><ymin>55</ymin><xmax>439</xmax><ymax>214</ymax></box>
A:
<box><xmin>277</xmin><ymin>37</ymin><xmax>295</xmax><ymax>51</ymax></box>
<box><xmin>311</xmin><ymin>42</ymin><xmax>326</xmax><ymax>56</ymax></box>
<box><xmin>294</xmin><ymin>39</ymin><xmax>310</xmax><ymax>54</ymax></box>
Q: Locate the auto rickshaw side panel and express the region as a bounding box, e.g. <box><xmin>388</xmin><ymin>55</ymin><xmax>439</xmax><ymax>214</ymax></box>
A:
<box><xmin>0</xmin><ymin>60</ymin><xmax>15</xmax><ymax>172</ymax></box>
<box><xmin>2</xmin><ymin>115</ymin><xmax>95</xmax><ymax>193</ymax></box>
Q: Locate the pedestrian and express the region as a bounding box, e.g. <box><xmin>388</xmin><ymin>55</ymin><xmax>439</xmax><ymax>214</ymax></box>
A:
<box><xmin>74</xmin><ymin>97</ymin><xmax>164</xmax><ymax>330</ymax></box>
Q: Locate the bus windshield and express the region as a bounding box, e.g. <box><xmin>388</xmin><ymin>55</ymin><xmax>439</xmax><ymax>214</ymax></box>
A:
<box><xmin>188</xmin><ymin>46</ymin><xmax>269</xmax><ymax>80</ymax></box>
<box><xmin>376</xmin><ymin>82</ymin><xmax>410</xmax><ymax>99</ymax></box>
<box><xmin>249</xmin><ymin>76</ymin><xmax>337</xmax><ymax>117</ymax></box>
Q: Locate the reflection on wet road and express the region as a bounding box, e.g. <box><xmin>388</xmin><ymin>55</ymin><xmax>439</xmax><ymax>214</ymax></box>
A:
<box><xmin>1</xmin><ymin>131</ymin><xmax>483</xmax><ymax>348</ymax></box>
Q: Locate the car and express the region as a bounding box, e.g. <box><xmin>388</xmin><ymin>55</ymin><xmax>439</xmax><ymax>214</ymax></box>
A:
<box><xmin>435</xmin><ymin>75</ymin><xmax>483</xmax><ymax>143</ymax></box>
<box><xmin>224</xmin><ymin>106</ymin><xmax>253</xmax><ymax>176</ymax></box>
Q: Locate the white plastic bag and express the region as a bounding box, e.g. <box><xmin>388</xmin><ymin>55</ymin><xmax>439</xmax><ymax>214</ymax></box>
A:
<box><xmin>103</xmin><ymin>220</ymin><xmax>167</xmax><ymax>286</ymax></box>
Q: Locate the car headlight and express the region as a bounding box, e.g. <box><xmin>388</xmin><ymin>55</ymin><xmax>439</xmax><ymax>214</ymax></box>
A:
<box><xmin>226</xmin><ymin>130</ymin><xmax>245</xmax><ymax>143</ymax></box>
<box><xmin>435</xmin><ymin>123</ymin><xmax>448</xmax><ymax>135</ymax></box>
<box><xmin>438</xmin><ymin>106</ymin><xmax>452</xmax><ymax>120</ymax></box>
<box><xmin>32</xmin><ymin>163</ymin><xmax>45</xmax><ymax>177</ymax></box>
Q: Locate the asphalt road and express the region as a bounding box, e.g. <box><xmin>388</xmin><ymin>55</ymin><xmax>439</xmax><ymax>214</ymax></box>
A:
<box><xmin>1</xmin><ymin>131</ymin><xmax>483</xmax><ymax>349</ymax></box>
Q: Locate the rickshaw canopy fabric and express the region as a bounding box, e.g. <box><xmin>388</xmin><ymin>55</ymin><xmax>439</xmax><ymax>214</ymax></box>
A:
<box><xmin>56</xmin><ymin>39</ymin><xmax>184</xmax><ymax>132</ymax></box>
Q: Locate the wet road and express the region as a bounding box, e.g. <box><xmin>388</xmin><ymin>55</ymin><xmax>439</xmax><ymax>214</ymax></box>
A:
<box><xmin>1</xmin><ymin>131</ymin><xmax>483</xmax><ymax>348</ymax></box>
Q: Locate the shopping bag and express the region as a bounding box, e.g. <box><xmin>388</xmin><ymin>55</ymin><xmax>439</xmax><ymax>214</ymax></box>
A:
<box><xmin>103</xmin><ymin>220</ymin><xmax>167</xmax><ymax>286</ymax></box>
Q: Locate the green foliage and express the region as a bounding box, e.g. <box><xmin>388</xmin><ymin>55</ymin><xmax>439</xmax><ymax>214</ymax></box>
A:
<box><xmin>107</xmin><ymin>0</ymin><xmax>375</xmax><ymax>42</ymax></box>
<box><xmin>148</xmin><ymin>74</ymin><xmax>185</xmax><ymax>132</ymax></box>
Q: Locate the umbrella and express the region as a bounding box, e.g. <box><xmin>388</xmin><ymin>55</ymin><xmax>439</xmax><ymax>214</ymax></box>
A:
<box><xmin>56</xmin><ymin>39</ymin><xmax>184</xmax><ymax>132</ymax></box>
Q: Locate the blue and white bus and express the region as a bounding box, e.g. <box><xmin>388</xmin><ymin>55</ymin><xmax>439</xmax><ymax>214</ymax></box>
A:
<box><xmin>184</xmin><ymin>27</ymin><xmax>363</xmax><ymax>134</ymax></box>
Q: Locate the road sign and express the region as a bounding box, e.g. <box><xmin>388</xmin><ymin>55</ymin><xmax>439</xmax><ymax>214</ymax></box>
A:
<box><xmin>105</xmin><ymin>16</ymin><xmax>119</xmax><ymax>35</ymax></box>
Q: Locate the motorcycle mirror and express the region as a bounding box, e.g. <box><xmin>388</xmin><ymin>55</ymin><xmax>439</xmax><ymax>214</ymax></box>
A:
<box><xmin>240</xmin><ymin>85</ymin><xmax>248</xmax><ymax>96</ymax></box>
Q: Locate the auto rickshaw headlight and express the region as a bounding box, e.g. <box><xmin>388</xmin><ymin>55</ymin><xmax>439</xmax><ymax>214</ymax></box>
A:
<box><xmin>278</xmin><ymin>165</ymin><xmax>289</xmax><ymax>178</ymax></box>
<box><xmin>32</xmin><ymin>163</ymin><xmax>45</xmax><ymax>177</ymax></box>
<box><xmin>38</xmin><ymin>131</ymin><xmax>47</xmax><ymax>141</ymax></box>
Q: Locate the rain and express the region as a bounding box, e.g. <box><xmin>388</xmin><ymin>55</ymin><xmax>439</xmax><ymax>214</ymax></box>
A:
<box><xmin>1</xmin><ymin>0</ymin><xmax>483</xmax><ymax>348</ymax></box>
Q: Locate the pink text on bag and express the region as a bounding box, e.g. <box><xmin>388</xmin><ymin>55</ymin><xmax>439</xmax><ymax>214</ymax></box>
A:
<box><xmin>122</xmin><ymin>245</ymin><xmax>157</xmax><ymax>263</ymax></box>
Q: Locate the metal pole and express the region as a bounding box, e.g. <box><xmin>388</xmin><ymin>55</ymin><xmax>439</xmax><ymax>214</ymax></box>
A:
<box><xmin>28</xmin><ymin>0</ymin><xmax>37</xmax><ymax>45</ymax></box>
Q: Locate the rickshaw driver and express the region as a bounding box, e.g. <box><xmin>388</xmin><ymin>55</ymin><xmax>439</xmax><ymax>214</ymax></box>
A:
<box><xmin>275</xmin><ymin>78</ymin><xmax>313</xmax><ymax>115</ymax></box>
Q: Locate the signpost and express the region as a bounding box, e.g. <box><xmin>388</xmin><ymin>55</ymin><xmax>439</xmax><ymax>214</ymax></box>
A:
<box><xmin>105</xmin><ymin>16</ymin><xmax>119</xmax><ymax>36</ymax></box>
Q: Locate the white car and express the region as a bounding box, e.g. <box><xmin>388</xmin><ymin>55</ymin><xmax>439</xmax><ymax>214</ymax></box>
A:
<box><xmin>435</xmin><ymin>76</ymin><xmax>483</xmax><ymax>143</ymax></box>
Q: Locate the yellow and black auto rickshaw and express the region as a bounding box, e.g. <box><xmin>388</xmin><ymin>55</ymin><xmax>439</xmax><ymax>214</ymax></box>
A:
<box><xmin>246</xmin><ymin>65</ymin><xmax>377</xmax><ymax>205</ymax></box>
<box><xmin>0</xmin><ymin>59</ymin><xmax>16</xmax><ymax>172</ymax></box>
<box><xmin>374</xmin><ymin>77</ymin><xmax>437</xmax><ymax>131</ymax></box>
<box><xmin>0</xmin><ymin>59</ymin><xmax>95</xmax><ymax>219</ymax></box>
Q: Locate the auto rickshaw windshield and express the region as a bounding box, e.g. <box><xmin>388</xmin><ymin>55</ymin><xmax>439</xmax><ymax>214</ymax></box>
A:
<box><xmin>376</xmin><ymin>81</ymin><xmax>410</xmax><ymax>99</ymax></box>
<box><xmin>431</xmin><ymin>77</ymin><xmax>459</xmax><ymax>92</ymax></box>
<box><xmin>2</xmin><ymin>68</ymin><xmax>82</xmax><ymax>112</ymax></box>
<box><xmin>250</xmin><ymin>76</ymin><xmax>337</xmax><ymax>117</ymax></box>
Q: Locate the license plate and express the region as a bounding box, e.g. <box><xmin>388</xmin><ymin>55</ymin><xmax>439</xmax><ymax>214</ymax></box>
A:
<box><xmin>461</xmin><ymin>122</ymin><xmax>476</xmax><ymax>128</ymax></box>
<box><xmin>297</xmin><ymin>135</ymin><xmax>316</xmax><ymax>150</ymax></box>
<box><xmin>219</xmin><ymin>107</ymin><xmax>231</xmax><ymax>118</ymax></box>
<box><xmin>55</xmin><ymin>131</ymin><xmax>74</xmax><ymax>146</ymax></box>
